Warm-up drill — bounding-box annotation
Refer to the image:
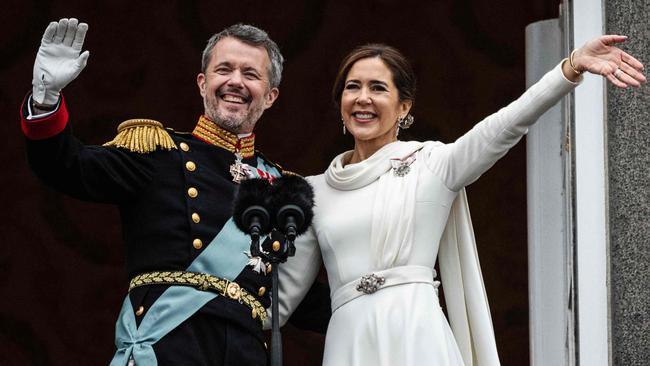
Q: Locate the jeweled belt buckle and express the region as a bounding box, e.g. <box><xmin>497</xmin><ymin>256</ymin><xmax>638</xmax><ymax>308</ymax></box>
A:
<box><xmin>356</xmin><ymin>273</ymin><xmax>386</xmax><ymax>294</ymax></box>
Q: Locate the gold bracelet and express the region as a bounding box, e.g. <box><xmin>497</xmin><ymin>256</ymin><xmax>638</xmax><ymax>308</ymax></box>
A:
<box><xmin>569</xmin><ymin>49</ymin><xmax>584</xmax><ymax>75</ymax></box>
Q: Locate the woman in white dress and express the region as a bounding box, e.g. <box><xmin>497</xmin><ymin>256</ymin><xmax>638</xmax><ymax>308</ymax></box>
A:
<box><xmin>277</xmin><ymin>36</ymin><xmax>645</xmax><ymax>366</ymax></box>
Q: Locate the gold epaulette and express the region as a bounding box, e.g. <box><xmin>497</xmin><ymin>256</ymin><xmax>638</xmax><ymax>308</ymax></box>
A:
<box><xmin>103</xmin><ymin>119</ymin><xmax>177</xmax><ymax>153</ymax></box>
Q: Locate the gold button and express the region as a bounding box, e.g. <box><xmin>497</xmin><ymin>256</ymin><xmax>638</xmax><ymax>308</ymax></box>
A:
<box><xmin>272</xmin><ymin>240</ymin><xmax>281</xmax><ymax>252</ymax></box>
<box><xmin>258</xmin><ymin>287</ymin><xmax>266</xmax><ymax>296</ymax></box>
<box><xmin>193</xmin><ymin>238</ymin><xmax>203</xmax><ymax>249</ymax></box>
<box><xmin>185</xmin><ymin>161</ymin><xmax>196</xmax><ymax>172</ymax></box>
<box><xmin>251</xmin><ymin>308</ymin><xmax>258</xmax><ymax>319</ymax></box>
<box><xmin>266</xmin><ymin>264</ymin><xmax>272</xmax><ymax>273</ymax></box>
<box><xmin>191</xmin><ymin>212</ymin><xmax>200</xmax><ymax>223</ymax></box>
<box><xmin>135</xmin><ymin>306</ymin><xmax>145</xmax><ymax>316</ymax></box>
<box><xmin>187</xmin><ymin>187</ymin><xmax>198</xmax><ymax>198</ymax></box>
<box><xmin>180</xmin><ymin>142</ymin><xmax>189</xmax><ymax>151</ymax></box>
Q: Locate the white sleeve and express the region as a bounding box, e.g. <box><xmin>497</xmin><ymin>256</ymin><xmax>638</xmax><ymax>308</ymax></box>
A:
<box><xmin>266</xmin><ymin>225</ymin><xmax>322</xmax><ymax>329</ymax></box>
<box><xmin>424</xmin><ymin>62</ymin><xmax>581</xmax><ymax>191</ymax></box>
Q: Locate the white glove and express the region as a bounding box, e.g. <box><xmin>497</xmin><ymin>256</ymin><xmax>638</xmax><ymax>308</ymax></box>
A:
<box><xmin>32</xmin><ymin>18</ymin><xmax>90</xmax><ymax>105</ymax></box>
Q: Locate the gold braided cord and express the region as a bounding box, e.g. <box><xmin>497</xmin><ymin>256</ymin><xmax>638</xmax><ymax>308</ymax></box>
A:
<box><xmin>103</xmin><ymin>119</ymin><xmax>177</xmax><ymax>153</ymax></box>
<box><xmin>192</xmin><ymin>116</ymin><xmax>255</xmax><ymax>158</ymax></box>
<box><xmin>280</xmin><ymin>169</ymin><xmax>301</xmax><ymax>177</ymax></box>
<box><xmin>129</xmin><ymin>271</ymin><xmax>267</xmax><ymax>323</ymax></box>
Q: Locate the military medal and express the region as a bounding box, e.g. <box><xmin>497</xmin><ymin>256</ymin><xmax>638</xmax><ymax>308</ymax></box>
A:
<box><xmin>230</xmin><ymin>152</ymin><xmax>248</xmax><ymax>183</ymax></box>
<box><xmin>192</xmin><ymin>116</ymin><xmax>257</xmax><ymax>184</ymax></box>
<box><xmin>244</xmin><ymin>250</ymin><xmax>267</xmax><ymax>275</ymax></box>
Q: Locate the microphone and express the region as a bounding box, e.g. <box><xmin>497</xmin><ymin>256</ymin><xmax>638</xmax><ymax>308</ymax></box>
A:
<box><xmin>232</xmin><ymin>178</ymin><xmax>272</xmax><ymax>242</ymax></box>
<box><xmin>269</xmin><ymin>176</ymin><xmax>315</xmax><ymax>242</ymax></box>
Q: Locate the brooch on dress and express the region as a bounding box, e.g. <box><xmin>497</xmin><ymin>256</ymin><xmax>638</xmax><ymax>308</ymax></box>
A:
<box><xmin>390</xmin><ymin>154</ymin><xmax>416</xmax><ymax>177</ymax></box>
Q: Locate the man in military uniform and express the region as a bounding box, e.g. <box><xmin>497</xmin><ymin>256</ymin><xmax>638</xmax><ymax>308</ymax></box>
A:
<box><xmin>21</xmin><ymin>18</ymin><xmax>326</xmax><ymax>366</ymax></box>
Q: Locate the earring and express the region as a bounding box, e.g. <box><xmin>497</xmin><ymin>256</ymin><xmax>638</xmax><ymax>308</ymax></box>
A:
<box><xmin>342</xmin><ymin>118</ymin><xmax>346</xmax><ymax>135</ymax></box>
<box><xmin>397</xmin><ymin>114</ymin><xmax>415</xmax><ymax>129</ymax></box>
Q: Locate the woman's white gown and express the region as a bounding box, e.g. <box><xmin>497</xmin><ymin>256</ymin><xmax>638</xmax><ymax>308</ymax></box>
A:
<box><xmin>275</xmin><ymin>63</ymin><xmax>579</xmax><ymax>366</ymax></box>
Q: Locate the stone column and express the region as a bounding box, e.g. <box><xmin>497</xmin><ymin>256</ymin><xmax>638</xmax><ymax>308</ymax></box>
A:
<box><xmin>605</xmin><ymin>1</ymin><xmax>650</xmax><ymax>365</ymax></box>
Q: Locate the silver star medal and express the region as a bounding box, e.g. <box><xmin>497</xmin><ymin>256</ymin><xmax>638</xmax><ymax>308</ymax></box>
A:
<box><xmin>230</xmin><ymin>152</ymin><xmax>249</xmax><ymax>183</ymax></box>
<box><xmin>244</xmin><ymin>251</ymin><xmax>267</xmax><ymax>275</ymax></box>
<box><xmin>390</xmin><ymin>154</ymin><xmax>416</xmax><ymax>177</ymax></box>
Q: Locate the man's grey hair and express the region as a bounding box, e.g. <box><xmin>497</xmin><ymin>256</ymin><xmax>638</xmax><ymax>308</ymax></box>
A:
<box><xmin>201</xmin><ymin>24</ymin><xmax>284</xmax><ymax>89</ymax></box>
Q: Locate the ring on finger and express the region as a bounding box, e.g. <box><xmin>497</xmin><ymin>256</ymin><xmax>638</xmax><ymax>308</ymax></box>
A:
<box><xmin>614</xmin><ymin>69</ymin><xmax>624</xmax><ymax>78</ymax></box>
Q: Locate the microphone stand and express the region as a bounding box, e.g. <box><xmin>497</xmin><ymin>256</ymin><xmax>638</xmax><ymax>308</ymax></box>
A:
<box><xmin>251</xmin><ymin>233</ymin><xmax>296</xmax><ymax>366</ymax></box>
<box><xmin>237</xmin><ymin>177</ymin><xmax>310</xmax><ymax>366</ymax></box>
<box><xmin>270</xmin><ymin>254</ymin><xmax>282</xmax><ymax>366</ymax></box>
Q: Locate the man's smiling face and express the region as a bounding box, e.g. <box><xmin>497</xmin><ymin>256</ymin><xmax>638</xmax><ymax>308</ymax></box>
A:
<box><xmin>197</xmin><ymin>37</ymin><xmax>279</xmax><ymax>134</ymax></box>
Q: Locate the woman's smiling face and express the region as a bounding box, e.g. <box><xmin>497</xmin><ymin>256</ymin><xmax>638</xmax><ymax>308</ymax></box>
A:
<box><xmin>341</xmin><ymin>57</ymin><xmax>411</xmax><ymax>146</ymax></box>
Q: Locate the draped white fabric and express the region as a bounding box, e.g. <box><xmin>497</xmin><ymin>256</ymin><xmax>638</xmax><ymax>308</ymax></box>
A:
<box><xmin>326</xmin><ymin>141</ymin><xmax>424</xmax><ymax>269</ymax></box>
<box><xmin>439</xmin><ymin>189</ymin><xmax>500</xmax><ymax>365</ymax></box>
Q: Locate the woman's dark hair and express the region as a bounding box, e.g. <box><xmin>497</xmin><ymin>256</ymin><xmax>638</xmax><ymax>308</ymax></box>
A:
<box><xmin>332</xmin><ymin>44</ymin><xmax>416</xmax><ymax>109</ymax></box>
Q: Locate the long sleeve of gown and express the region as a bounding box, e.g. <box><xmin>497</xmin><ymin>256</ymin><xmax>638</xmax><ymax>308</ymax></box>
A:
<box><xmin>424</xmin><ymin>62</ymin><xmax>580</xmax><ymax>191</ymax></box>
<box><xmin>430</xmin><ymin>63</ymin><xmax>580</xmax><ymax>366</ymax></box>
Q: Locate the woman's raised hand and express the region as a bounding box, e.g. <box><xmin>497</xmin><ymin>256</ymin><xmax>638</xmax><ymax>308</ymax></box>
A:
<box><xmin>572</xmin><ymin>35</ymin><xmax>646</xmax><ymax>88</ymax></box>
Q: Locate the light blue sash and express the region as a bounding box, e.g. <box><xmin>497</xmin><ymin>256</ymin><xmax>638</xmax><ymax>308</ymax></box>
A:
<box><xmin>110</xmin><ymin>219</ymin><xmax>250</xmax><ymax>365</ymax></box>
<box><xmin>256</xmin><ymin>157</ymin><xmax>280</xmax><ymax>178</ymax></box>
<box><xmin>109</xmin><ymin>159</ymin><xmax>280</xmax><ymax>366</ymax></box>
<box><xmin>248</xmin><ymin>157</ymin><xmax>281</xmax><ymax>180</ymax></box>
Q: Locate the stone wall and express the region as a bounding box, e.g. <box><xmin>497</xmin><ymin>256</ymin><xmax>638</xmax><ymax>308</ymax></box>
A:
<box><xmin>605</xmin><ymin>1</ymin><xmax>650</xmax><ymax>365</ymax></box>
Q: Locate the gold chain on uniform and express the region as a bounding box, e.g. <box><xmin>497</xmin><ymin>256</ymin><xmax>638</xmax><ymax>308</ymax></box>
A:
<box><xmin>129</xmin><ymin>271</ymin><xmax>267</xmax><ymax>324</ymax></box>
<box><xmin>192</xmin><ymin>116</ymin><xmax>255</xmax><ymax>158</ymax></box>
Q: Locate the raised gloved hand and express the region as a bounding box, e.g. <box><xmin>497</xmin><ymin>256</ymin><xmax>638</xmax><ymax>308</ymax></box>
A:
<box><xmin>32</xmin><ymin>18</ymin><xmax>89</xmax><ymax>105</ymax></box>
